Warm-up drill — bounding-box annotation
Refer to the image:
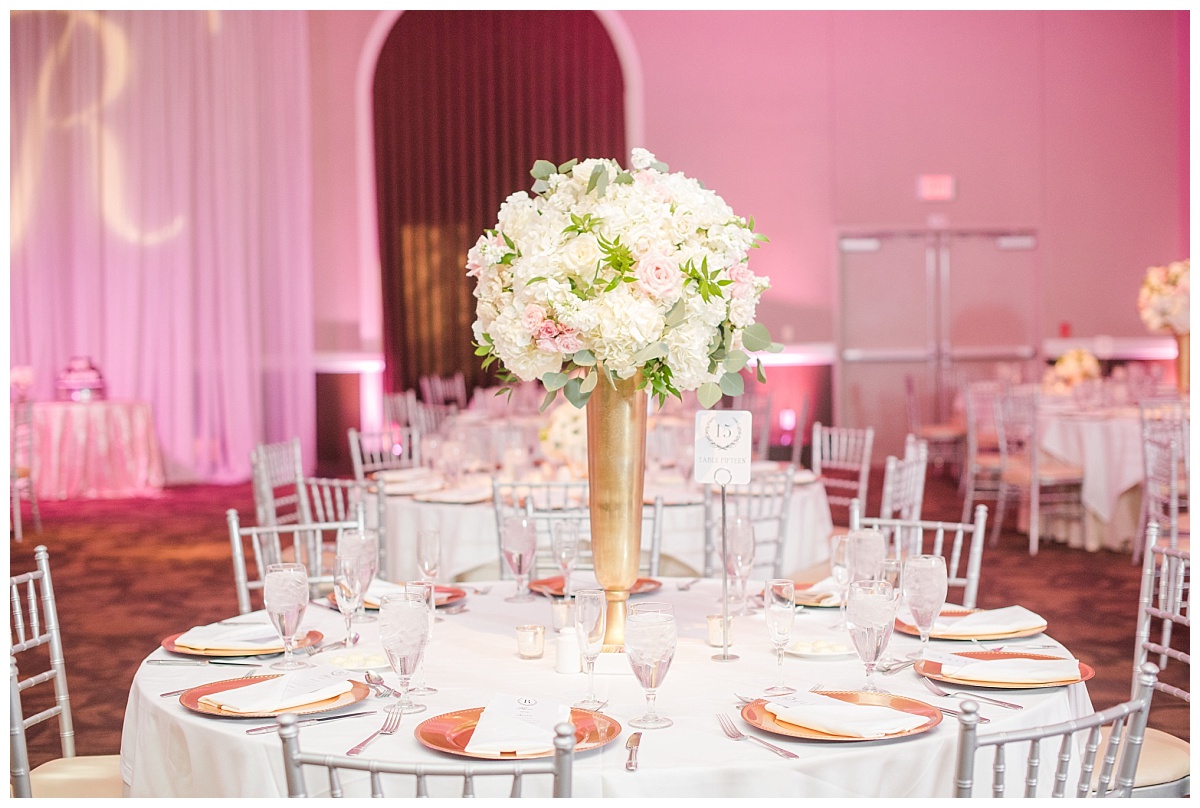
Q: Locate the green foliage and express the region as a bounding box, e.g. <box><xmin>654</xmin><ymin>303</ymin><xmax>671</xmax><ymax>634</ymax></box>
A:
<box><xmin>682</xmin><ymin>256</ymin><xmax>732</xmax><ymax>303</ymax></box>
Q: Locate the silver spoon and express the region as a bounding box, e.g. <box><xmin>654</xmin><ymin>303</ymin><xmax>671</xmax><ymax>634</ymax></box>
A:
<box><xmin>364</xmin><ymin>670</ymin><xmax>400</xmax><ymax>698</ymax></box>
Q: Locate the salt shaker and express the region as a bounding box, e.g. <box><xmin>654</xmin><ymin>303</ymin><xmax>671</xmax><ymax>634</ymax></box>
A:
<box><xmin>554</xmin><ymin>627</ymin><xmax>582</xmax><ymax>674</ymax></box>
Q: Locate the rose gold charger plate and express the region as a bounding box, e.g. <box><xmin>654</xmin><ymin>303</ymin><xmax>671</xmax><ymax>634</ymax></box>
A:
<box><xmin>740</xmin><ymin>692</ymin><xmax>941</xmax><ymax>742</ymax></box>
<box><xmin>914</xmin><ymin>651</ymin><xmax>1095</xmax><ymax>689</ymax></box>
<box><xmin>894</xmin><ymin>607</ymin><xmax>1047</xmax><ymax>641</ymax></box>
<box><xmin>160</xmin><ymin>629</ymin><xmax>323</xmax><ymax>658</ymax></box>
<box><xmin>179</xmin><ymin>674</ymin><xmax>370</xmax><ymax>718</ymax></box>
<box><xmin>415</xmin><ymin>707</ymin><xmax>622</xmax><ymax>760</ymax></box>
<box><xmin>529</xmin><ymin>576</ymin><xmax>662</xmax><ymax>598</ymax></box>
<box><xmin>328</xmin><ymin>585</ymin><xmax>468</xmax><ymax>610</ymax></box>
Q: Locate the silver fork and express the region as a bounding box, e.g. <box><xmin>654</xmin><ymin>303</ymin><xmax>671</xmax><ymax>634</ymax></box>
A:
<box><xmin>715</xmin><ymin>714</ymin><xmax>799</xmax><ymax>759</ymax></box>
<box><xmin>347</xmin><ymin>704</ymin><xmax>404</xmax><ymax>755</ymax></box>
<box><xmin>159</xmin><ymin>669</ymin><xmax>256</xmax><ymax>698</ymax></box>
<box><xmin>675</xmin><ymin>577</ymin><xmax>701</xmax><ymax>591</ymax></box>
<box><xmin>921</xmin><ymin>676</ymin><xmax>1023</xmax><ymax>710</ymax></box>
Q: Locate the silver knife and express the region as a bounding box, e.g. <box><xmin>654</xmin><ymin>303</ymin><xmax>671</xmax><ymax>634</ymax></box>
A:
<box><xmin>937</xmin><ymin>707</ymin><xmax>990</xmax><ymax>724</ymax></box>
<box><xmin>147</xmin><ymin>659</ymin><xmax>263</xmax><ymax>667</ymax></box>
<box><xmin>245</xmin><ymin>710</ymin><xmax>377</xmax><ymax>735</ymax></box>
<box><xmin>625</xmin><ymin>731</ymin><xmax>642</xmax><ymax>771</ymax></box>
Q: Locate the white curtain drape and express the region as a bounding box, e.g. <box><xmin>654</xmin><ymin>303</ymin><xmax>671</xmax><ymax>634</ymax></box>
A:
<box><xmin>10</xmin><ymin>10</ymin><xmax>314</xmax><ymax>484</ymax></box>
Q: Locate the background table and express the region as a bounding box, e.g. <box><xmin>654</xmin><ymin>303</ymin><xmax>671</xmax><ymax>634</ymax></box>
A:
<box><xmin>32</xmin><ymin>400</ymin><xmax>165</xmax><ymax>500</ymax></box>
<box><xmin>120</xmin><ymin>578</ymin><xmax>1093</xmax><ymax>798</ymax></box>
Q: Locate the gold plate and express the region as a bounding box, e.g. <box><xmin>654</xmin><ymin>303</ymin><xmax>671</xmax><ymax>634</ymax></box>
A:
<box><xmin>160</xmin><ymin>629</ymin><xmax>322</xmax><ymax>658</ymax></box>
<box><xmin>529</xmin><ymin>576</ymin><xmax>662</xmax><ymax>598</ymax></box>
<box><xmin>414</xmin><ymin>707</ymin><xmax>622</xmax><ymax>759</ymax></box>
<box><xmin>915</xmin><ymin>651</ymin><xmax>1095</xmax><ymax>689</ymax></box>
<box><xmin>329</xmin><ymin>586</ymin><xmax>468</xmax><ymax>611</ymax></box>
<box><xmin>179</xmin><ymin>674</ymin><xmax>370</xmax><ymax>718</ymax></box>
<box><xmin>740</xmin><ymin>692</ymin><xmax>941</xmax><ymax>742</ymax></box>
<box><xmin>894</xmin><ymin>608</ymin><xmax>1047</xmax><ymax>641</ymax></box>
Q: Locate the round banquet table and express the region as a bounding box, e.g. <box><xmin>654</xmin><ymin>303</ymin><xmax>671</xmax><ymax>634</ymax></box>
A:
<box><xmin>119</xmin><ymin>578</ymin><xmax>1094</xmax><ymax>798</ymax></box>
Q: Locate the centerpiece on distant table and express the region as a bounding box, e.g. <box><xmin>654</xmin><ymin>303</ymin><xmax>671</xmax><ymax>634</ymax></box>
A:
<box><xmin>1043</xmin><ymin>347</ymin><xmax>1101</xmax><ymax>394</ymax></box>
<box><xmin>1137</xmin><ymin>259</ymin><xmax>1190</xmax><ymax>393</ymax></box>
<box><xmin>469</xmin><ymin>148</ymin><xmax>780</xmax><ymax>644</ymax></box>
<box><xmin>539</xmin><ymin>401</ymin><xmax>588</xmax><ymax>478</ymax></box>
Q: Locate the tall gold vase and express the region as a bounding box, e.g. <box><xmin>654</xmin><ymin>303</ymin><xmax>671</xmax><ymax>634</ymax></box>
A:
<box><xmin>586</xmin><ymin>373</ymin><xmax>647</xmax><ymax>648</ymax></box>
<box><xmin>1176</xmin><ymin>333</ymin><xmax>1190</xmax><ymax>394</ymax></box>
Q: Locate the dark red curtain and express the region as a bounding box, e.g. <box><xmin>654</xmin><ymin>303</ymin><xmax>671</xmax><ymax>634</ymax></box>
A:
<box><xmin>373</xmin><ymin>10</ymin><xmax>626</xmax><ymax>398</ymax></box>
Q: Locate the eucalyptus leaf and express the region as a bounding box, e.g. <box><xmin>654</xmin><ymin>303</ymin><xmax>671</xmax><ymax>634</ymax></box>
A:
<box><xmin>719</xmin><ymin>371</ymin><xmax>745</xmax><ymax>397</ymax></box>
<box><xmin>531</xmin><ymin>178</ymin><xmax>549</xmax><ymax>194</ymax></box>
<box><xmin>697</xmin><ymin>382</ymin><xmax>722</xmax><ymax>409</ymax></box>
<box><xmin>571</xmin><ymin>349</ymin><xmax>596</xmax><ymax>367</ymax></box>
<box><xmin>614</xmin><ymin>172</ymin><xmax>633</xmax><ymax>185</ymax></box>
<box><xmin>557</xmin><ymin>158</ymin><xmax>578</xmax><ymax>174</ymax></box>
<box><xmin>632</xmin><ymin>342</ymin><xmax>669</xmax><ymax>364</ymax></box>
<box><xmin>541</xmin><ymin>371</ymin><xmax>570</xmax><ymax>391</ymax></box>
<box><xmin>741</xmin><ymin>323</ymin><xmax>772</xmax><ymax>352</ymax></box>
<box><xmin>756</xmin><ymin>358</ymin><xmax>767</xmax><ymax>384</ymax></box>
<box><xmin>767</xmin><ymin>341</ymin><xmax>785</xmax><ymax>353</ymax></box>
<box><xmin>664</xmin><ymin>298</ymin><xmax>687</xmax><ymax>328</ymax></box>
<box><xmin>587</xmin><ymin>163</ymin><xmax>606</xmax><ymax>194</ymax></box>
<box><xmin>531</xmin><ymin>160</ymin><xmax>556</xmax><ymax>180</ymax></box>
<box><xmin>563</xmin><ymin>377</ymin><xmax>591</xmax><ymax>408</ymax></box>
<box><xmin>539</xmin><ymin>388</ymin><xmax>558</xmax><ymax>412</ymax></box>
<box><xmin>723</xmin><ymin>349</ymin><xmax>749</xmax><ymax>373</ymax></box>
<box><xmin>651</xmin><ymin>160</ymin><xmax>669</xmax><ymax>172</ymax></box>
<box><xmin>594</xmin><ymin>170</ymin><xmax>608</xmax><ymax>197</ymax></box>
<box><xmin>580</xmin><ymin>371</ymin><xmax>598</xmax><ymax>394</ymax></box>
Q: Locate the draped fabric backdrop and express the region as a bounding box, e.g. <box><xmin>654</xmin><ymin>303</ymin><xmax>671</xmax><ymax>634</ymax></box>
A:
<box><xmin>10</xmin><ymin>10</ymin><xmax>315</xmax><ymax>484</ymax></box>
<box><xmin>373</xmin><ymin>10</ymin><xmax>626</xmax><ymax>398</ymax></box>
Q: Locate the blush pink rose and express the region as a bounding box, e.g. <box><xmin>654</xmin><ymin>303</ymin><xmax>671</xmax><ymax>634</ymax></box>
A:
<box><xmin>522</xmin><ymin>304</ymin><xmax>546</xmax><ymax>333</ymax></box>
<box><xmin>555</xmin><ymin>331</ymin><xmax>583</xmax><ymax>353</ymax></box>
<box><xmin>729</xmin><ymin>262</ymin><xmax>755</xmax><ymax>299</ymax></box>
<box><xmin>634</xmin><ymin>250</ymin><xmax>682</xmax><ymax>301</ymax></box>
<box><xmin>536</xmin><ymin>319</ymin><xmax>560</xmax><ymax>341</ymax></box>
<box><xmin>536</xmin><ymin>337</ymin><xmax>559</xmax><ymax>353</ymax></box>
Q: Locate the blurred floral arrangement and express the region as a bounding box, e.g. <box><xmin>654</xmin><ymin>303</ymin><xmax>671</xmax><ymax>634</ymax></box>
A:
<box><xmin>1137</xmin><ymin>259</ymin><xmax>1189</xmax><ymax>335</ymax></box>
<box><xmin>539</xmin><ymin>400</ymin><xmax>588</xmax><ymax>473</ymax></box>
<box><xmin>1043</xmin><ymin>348</ymin><xmax>1101</xmax><ymax>393</ymax></box>
<box><xmin>468</xmin><ymin>148</ymin><xmax>781</xmax><ymax>412</ymax></box>
<box><xmin>10</xmin><ymin>365</ymin><xmax>33</xmax><ymax>400</ymax></box>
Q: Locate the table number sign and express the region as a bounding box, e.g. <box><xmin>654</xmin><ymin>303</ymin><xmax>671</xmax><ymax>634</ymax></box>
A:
<box><xmin>694</xmin><ymin>410</ymin><xmax>752</xmax><ymax>485</ymax></box>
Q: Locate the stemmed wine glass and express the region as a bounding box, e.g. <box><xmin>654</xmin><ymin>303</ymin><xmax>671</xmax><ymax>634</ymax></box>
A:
<box><xmin>763</xmin><ymin>579</ymin><xmax>796</xmax><ymax>696</ymax></box>
<box><xmin>501</xmin><ymin>514</ymin><xmax>538</xmax><ymax>603</ymax></box>
<box><xmin>573</xmin><ymin>589</ymin><xmax>607</xmax><ymax>710</ymax></box>
<box><xmin>417</xmin><ymin>530</ymin><xmax>441</xmax><ymax>584</ymax></box>
<box><xmin>337</xmin><ymin>528</ymin><xmax>379</xmax><ymax>623</ymax></box>
<box><xmin>846</xmin><ymin>580</ymin><xmax>898</xmax><ymax>692</ymax></box>
<box><xmin>263</xmin><ymin>563</ymin><xmax>311</xmax><ymax>671</ymax></box>
<box><xmin>625</xmin><ymin>602</ymin><xmax>677</xmax><ymax>729</ymax></box>
<box><xmin>902</xmin><ymin>554</ymin><xmax>948</xmax><ymax>659</ymax></box>
<box><xmin>378</xmin><ymin>592</ymin><xmax>430</xmax><ymax>714</ymax></box>
<box><xmin>829</xmin><ymin>534</ymin><xmax>850</xmax><ymax>629</ymax></box>
<box><xmin>332</xmin><ymin>554</ymin><xmax>367</xmax><ymax>649</ymax></box>
<box><xmin>724</xmin><ymin>516</ymin><xmax>756</xmax><ymax>615</ymax></box>
<box><xmin>404</xmin><ymin>582</ymin><xmax>438</xmax><ymax>696</ymax></box>
<box><xmin>552</xmin><ymin>520</ymin><xmax>581</xmax><ymax>598</ymax></box>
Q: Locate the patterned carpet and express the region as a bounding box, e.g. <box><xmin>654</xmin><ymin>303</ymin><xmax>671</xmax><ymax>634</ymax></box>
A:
<box><xmin>9</xmin><ymin>470</ymin><xmax>1189</xmax><ymax>773</ymax></box>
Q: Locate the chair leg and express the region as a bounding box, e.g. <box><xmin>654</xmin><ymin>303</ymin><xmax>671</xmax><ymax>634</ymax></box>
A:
<box><xmin>29</xmin><ymin>484</ymin><xmax>41</xmax><ymax>534</ymax></box>
<box><xmin>11</xmin><ymin>481</ymin><xmax>23</xmax><ymax>543</ymax></box>
<box><xmin>1027</xmin><ymin>489</ymin><xmax>1039</xmax><ymax>556</ymax></box>
<box><xmin>989</xmin><ymin>484</ymin><xmax>1009</xmax><ymax>547</ymax></box>
<box><xmin>961</xmin><ymin>470</ymin><xmax>976</xmax><ymax>524</ymax></box>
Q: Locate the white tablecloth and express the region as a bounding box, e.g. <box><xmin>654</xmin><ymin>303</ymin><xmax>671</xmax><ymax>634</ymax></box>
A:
<box><xmin>120</xmin><ymin>578</ymin><xmax>1093</xmax><ymax>798</ymax></box>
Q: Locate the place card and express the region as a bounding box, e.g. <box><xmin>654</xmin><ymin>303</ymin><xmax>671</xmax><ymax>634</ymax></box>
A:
<box><xmin>694</xmin><ymin>410</ymin><xmax>752</xmax><ymax>485</ymax></box>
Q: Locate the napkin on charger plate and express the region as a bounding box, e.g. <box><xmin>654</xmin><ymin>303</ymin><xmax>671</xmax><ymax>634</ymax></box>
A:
<box><xmin>374</xmin><ymin>468</ymin><xmax>436</xmax><ymax>484</ymax></box>
<box><xmin>794</xmin><ymin>576</ymin><xmax>841</xmax><ymax>606</ymax></box>
<box><xmin>198</xmin><ymin>667</ymin><xmax>355</xmax><ymax>714</ymax></box>
<box><xmin>172</xmin><ymin>621</ymin><xmax>285</xmax><ymax>653</ymax></box>
<box><xmin>764</xmin><ymin>692</ymin><xmax>927</xmax><ymax>738</ymax></box>
<box><xmin>363</xmin><ymin>579</ymin><xmax>408</xmax><ymax>609</ymax></box>
<box><xmin>412</xmin><ymin>483</ymin><xmax>493</xmax><ymax>504</ymax></box>
<box><xmin>464</xmin><ymin>693</ymin><xmax>572</xmax><ymax>755</ymax></box>
<box><xmin>929</xmin><ymin>650</ymin><xmax>1080</xmax><ymax>685</ymax></box>
<box><xmin>929</xmin><ymin>605</ymin><xmax>1048</xmax><ymax>638</ymax></box>
<box><xmin>384</xmin><ymin>476</ymin><xmax>445</xmax><ymax>496</ymax></box>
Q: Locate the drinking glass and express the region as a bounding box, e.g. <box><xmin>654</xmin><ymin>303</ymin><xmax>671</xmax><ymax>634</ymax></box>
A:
<box><xmin>573</xmin><ymin>589</ymin><xmax>607</xmax><ymax>710</ymax></box>
<box><xmin>848</xmin><ymin>529</ymin><xmax>887</xmax><ymax>584</ymax></box>
<box><xmin>846</xmin><ymin>580</ymin><xmax>897</xmax><ymax>692</ymax></box>
<box><xmin>877</xmin><ymin>558</ymin><xmax>904</xmax><ymax>667</ymax></box>
<box><xmin>404</xmin><ymin>582</ymin><xmax>438</xmax><ymax>696</ymax></box>
<box><xmin>763</xmin><ymin>579</ymin><xmax>796</xmax><ymax>696</ymax></box>
<box><xmin>625</xmin><ymin>602</ymin><xmax>677</xmax><ymax>729</ymax></box>
<box><xmin>502</xmin><ymin>514</ymin><xmax>538</xmax><ymax>602</ymax></box>
<box><xmin>724</xmin><ymin>516</ymin><xmax>756</xmax><ymax>615</ymax></box>
<box><xmin>417</xmin><ymin>530</ymin><xmax>441</xmax><ymax>584</ymax></box>
<box><xmin>378</xmin><ymin>592</ymin><xmax>430</xmax><ymax>714</ymax></box>
<box><xmin>337</xmin><ymin>528</ymin><xmax>379</xmax><ymax>623</ymax></box>
<box><xmin>263</xmin><ymin>563</ymin><xmax>311</xmax><ymax>670</ymax></box>
<box><xmin>902</xmin><ymin>555</ymin><xmax>948</xmax><ymax>659</ymax></box>
<box><xmin>332</xmin><ymin>554</ymin><xmax>366</xmax><ymax>648</ymax></box>
<box><xmin>829</xmin><ymin>534</ymin><xmax>850</xmax><ymax>629</ymax></box>
<box><xmin>552</xmin><ymin>520</ymin><xmax>581</xmax><ymax>598</ymax></box>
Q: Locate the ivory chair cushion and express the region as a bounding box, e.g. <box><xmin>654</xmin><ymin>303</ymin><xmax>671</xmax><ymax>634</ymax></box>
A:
<box><xmin>999</xmin><ymin>457</ymin><xmax>1083</xmax><ymax>485</ymax></box>
<box><xmin>29</xmin><ymin>754</ymin><xmax>125</xmax><ymax>798</ymax></box>
<box><xmin>1094</xmin><ymin>726</ymin><xmax>1189</xmax><ymax>790</ymax></box>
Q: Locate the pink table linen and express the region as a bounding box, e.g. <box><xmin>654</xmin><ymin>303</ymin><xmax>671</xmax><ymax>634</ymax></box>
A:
<box><xmin>33</xmin><ymin>401</ymin><xmax>165</xmax><ymax>500</ymax></box>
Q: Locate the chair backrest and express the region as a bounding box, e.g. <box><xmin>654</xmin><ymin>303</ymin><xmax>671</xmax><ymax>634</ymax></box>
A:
<box><xmin>10</xmin><ymin>546</ymin><xmax>74</xmax><ymax>798</ymax></box>
<box><xmin>10</xmin><ymin>399</ymin><xmax>34</xmax><ymax>480</ymax></box>
<box><xmin>251</xmin><ymin>438</ymin><xmax>305</xmax><ymax>527</ymax></box>
<box><xmin>963</xmin><ymin>380</ymin><xmax>1006</xmax><ymax>462</ymax></box>
<box><xmin>277</xmin><ymin>712</ymin><xmax>574</xmax><ymax>797</ymax></box>
<box><xmin>419</xmin><ymin>372</ymin><xmax>468</xmax><ymax>409</ymax></box>
<box><xmin>703</xmin><ymin>466</ymin><xmax>797</xmax><ymax>579</ymax></box>
<box><xmin>227</xmin><ymin>508</ymin><xmax>363</xmax><ymax>614</ymax></box>
<box><xmin>953</xmin><ymin>663</ymin><xmax>1159</xmax><ymax>798</ymax></box>
<box><xmin>1135</xmin><ymin>522</ymin><xmax>1190</xmax><ymax>702</ymax></box>
<box><xmin>348</xmin><ymin>427</ymin><xmax>421</xmax><ymax>482</ymax></box>
<box><xmin>850</xmin><ymin>498</ymin><xmax>988</xmax><ymax>609</ymax></box>
<box><xmin>383</xmin><ymin>390</ymin><xmax>420</xmax><ymax>428</ymax></box>
<box><xmin>524</xmin><ymin>496</ymin><xmax>665</xmax><ymax>579</ymax></box>
<box><xmin>993</xmin><ymin>384</ymin><xmax>1040</xmax><ymax>470</ymax></box>
<box><xmin>410</xmin><ymin>401</ymin><xmax>459</xmax><ymax>436</ymax></box>
<box><xmin>303</xmin><ymin>476</ymin><xmax>387</xmax><ymax>574</ymax></box>
<box><xmin>1141</xmin><ymin>433</ymin><xmax>1186</xmax><ymax>550</ymax></box>
<box><xmin>811</xmin><ymin>423</ymin><xmax>874</xmax><ymax>509</ymax></box>
<box><xmin>904</xmin><ymin>374</ymin><xmax>923</xmax><ymax>432</ymax></box>
<box><xmin>881</xmin><ymin>436</ymin><xmax>928</xmax><ymax>521</ymax></box>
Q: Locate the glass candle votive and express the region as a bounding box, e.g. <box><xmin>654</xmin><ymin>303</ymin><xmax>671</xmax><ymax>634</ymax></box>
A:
<box><xmin>550</xmin><ymin>598</ymin><xmax>575</xmax><ymax>632</ymax></box>
<box><xmin>707</xmin><ymin>614</ymin><xmax>733</xmax><ymax>647</ymax></box>
<box><xmin>516</xmin><ymin>624</ymin><xmax>546</xmax><ymax>659</ymax></box>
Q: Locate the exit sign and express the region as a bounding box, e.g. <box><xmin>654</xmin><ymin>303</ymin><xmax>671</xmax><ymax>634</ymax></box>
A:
<box><xmin>917</xmin><ymin>174</ymin><xmax>956</xmax><ymax>201</ymax></box>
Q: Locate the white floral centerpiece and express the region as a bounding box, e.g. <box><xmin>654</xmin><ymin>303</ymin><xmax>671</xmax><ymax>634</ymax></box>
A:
<box><xmin>10</xmin><ymin>365</ymin><xmax>33</xmax><ymax>401</ymax></box>
<box><xmin>1137</xmin><ymin>259</ymin><xmax>1189</xmax><ymax>335</ymax></box>
<box><xmin>539</xmin><ymin>400</ymin><xmax>588</xmax><ymax>474</ymax></box>
<box><xmin>468</xmin><ymin>148</ymin><xmax>781</xmax><ymax>410</ymax></box>
<box><xmin>1043</xmin><ymin>348</ymin><xmax>1101</xmax><ymax>393</ymax></box>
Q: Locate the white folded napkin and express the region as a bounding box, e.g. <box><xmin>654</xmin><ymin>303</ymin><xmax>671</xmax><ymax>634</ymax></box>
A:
<box><xmin>465</xmin><ymin>693</ymin><xmax>572</xmax><ymax>755</ymax></box>
<box><xmin>375</xmin><ymin>468</ymin><xmax>435</xmax><ymax>484</ymax></box>
<box><xmin>385</xmin><ymin>476</ymin><xmax>445</xmax><ymax>496</ymax></box>
<box><xmin>794</xmin><ymin>469</ymin><xmax>818</xmax><ymax>484</ymax></box>
<box><xmin>172</xmin><ymin>621</ymin><xmax>284</xmax><ymax>653</ymax></box>
<box><xmin>795</xmin><ymin>576</ymin><xmax>841</xmax><ymax>606</ymax></box>
<box><xmin>938</xmin><ymin>655</ymin><xmax>1080</xmax><ymax>685</ymax></box>
<box><xmin>363</xmin><ymin>579</ymin><xmax>407</xmax><ymax>609</ymax></box>
<box><xmin>413</xmin><ymin>483</ymin><xmax>493</xmax><ymax>504</ymax></box>
<box><xmin>764</xmin><ymin>693</ymin><xmax>927</xmax><ymax>738</ymax></box>
<box><xmin>931</xmin><ymin>605</ymin><xmax>1047</xmax><ymax>638</ymax></box>
<box><xmin>198</xmin><ymin>668</ymin><xmax>354</xmax><ymax>714</ymax></box>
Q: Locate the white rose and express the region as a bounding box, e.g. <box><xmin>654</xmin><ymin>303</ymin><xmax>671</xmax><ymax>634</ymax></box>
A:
<box><xmin>564</xmin><ymin>233</ymin><xmax>601</xmax><ymax>274</ymax></box>
<box><xmin>631</xmin><ymin>148</ymin><xmax>656</xmax><ymax>170</ymax></box>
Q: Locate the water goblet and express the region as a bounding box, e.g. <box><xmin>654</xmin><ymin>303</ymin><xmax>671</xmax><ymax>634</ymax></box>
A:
<box><xmin>848</xmin><ymin>529</ymin><xmax>887</xmax><ymax>584</ymax></box>
<box><xmin>417</xmin><ymin>530</ymin><xmax>441</xmax><ymax>584</ymax></box>
<box><xmin>501</xmin><ymin>514</ymin><xmax>538</xmax><ymax>603</ymax></box>
<box><xmin>378</xmin><ymin>592</ymin><xmax>430</xmax><ymax>714</ymax></box>
<box><xmin>332</xmin><ymin>554</ymin><xmax>366</xmax><ymax>648</ymax></box>
<box><xmin>337</xmin><ymin>528</ymin><xmax>379</xmax><ymax>623</ymax></box>
<box><xmin>263</xmin><ymin>563</ymin><xmax>311</xmax><ymax>671</ymax></box>
<box><xmin>724</xmin><ymin>516</ymin><xmax>756</xmax><ymax>615</ymax></box>
<box><xmin>902</xmin><ymin>554</ymin><xmax>948</xmax><ymax>659</ymax></box>
<box><xmin>829</xmin><ymin>534</ymin><xmax>850</xmax><ymax>629</ymax></box>
<box><xmin>846</xmin><ymin>580</ymin><xmax>898</xmax><ymax>692</ymax></box>
<box><xmin>877</xmin><ymin>557</ymin><xmax>904</xmax><ymax>667</ymax></box>
<box><xmin>625</xmin><ymin>602</ymin><xmax>677</xmax><ymax>729</ymax></box>
<box><xmin>573</xmin><ymin>589</ymin><xmax>607</xmax><ymax>710</ymax></box>
<box><xmin>763</xmin><ymin>579</ymin><xmax>796</xmax><ymax>696</ymax></box>
<box><xmin>404</xmin><ymin>582</ymin><xmax>438</xmax><ymax>696</ymax></box>
<box><xmin>552</xmin><ymin>520</ymin><xmax>581</xmax><ymax>598</ymax></box>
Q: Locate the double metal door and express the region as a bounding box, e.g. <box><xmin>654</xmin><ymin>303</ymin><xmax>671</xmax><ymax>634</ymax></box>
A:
<box><xmin>836</xmin><ymin>229</ymin><xmax>1039</xmax><ymax>460</ymax></box>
